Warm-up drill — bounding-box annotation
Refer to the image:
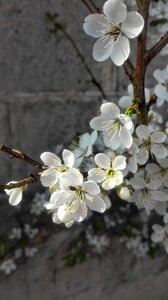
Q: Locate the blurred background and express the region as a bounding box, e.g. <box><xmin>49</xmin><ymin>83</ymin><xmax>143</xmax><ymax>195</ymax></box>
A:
<box><xmin>0</xmin><ymin>0</ymin><xmax>167</xmax><ymax>299</ymax></box>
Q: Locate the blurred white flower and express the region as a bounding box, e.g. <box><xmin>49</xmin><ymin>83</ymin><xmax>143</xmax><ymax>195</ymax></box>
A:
<box><xmin>151</xmin><ymin>224</ymin><xmax>168</xmax><ymax>253</ymax></box>
<box><xmin>83</xmin><ymin>0</ymin><xmax>144</xmax><ymax>65</ymax></box>
<box><xmin>154</xmin><ymin>65</ymin><xmax>168</xmax><ymax>106</ymax></box>
<box><xmin>0</xmin><ymin>259</ymin><xmax>17</xmax><ymax>275</ymax></box>
<box><xmin>136</xmin><ymin>125</ymin><xmax>167</xmax><ymax>165</ymax></box>
<box><xmin>9</xmin><ymin>228</ymin><xmax>22</xmax><ymax>240</ymax></box>
<box><xmin>88</xmin><ymin>153</ymin><xmax>126</xmax><ymax>190</ymax></box>
<box><xmin>73</xmin><ymin>130</ymin><xmax>97</xmax><ymax>167</ymax></box>
<box><xmin>90</xmin><ymin>102</ymin><xmax>134</xmax><ymax>149</ymax></box>
<box><xmin>25</xmin><ymin>247</ymin><xmax>38</xmax><ymax>258</ymax></box>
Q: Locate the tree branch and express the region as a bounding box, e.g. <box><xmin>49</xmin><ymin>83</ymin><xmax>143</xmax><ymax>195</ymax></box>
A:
<box><xmin>145</xmin><ymin>32</ymin><xmax>168</xmax><ymax>65</ymax></box>
<box><xmin>0</xmin><ymin>174</ymin><xmax>40</xmax><ymax>191</ymax></box>
<box><xmin>0</xmin><ymin>144</ymin><xmax>44</xmax><ymax>171</ymax></box>
<box><xmin>123</xmin><ymin>60</ymin><xmax>134</xmax><ymax>80</ymax></box>
<box><xmin>81</xmin><ymin>0</ymin><xmax>100</xmax><ymax>13</ymax></box>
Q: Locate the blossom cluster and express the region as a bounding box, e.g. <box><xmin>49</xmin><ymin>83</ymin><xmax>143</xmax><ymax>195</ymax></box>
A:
<box><xmin>3</xmin><ymin>0</ymin><xmax>168</xmax><ymax>257</ymax></box>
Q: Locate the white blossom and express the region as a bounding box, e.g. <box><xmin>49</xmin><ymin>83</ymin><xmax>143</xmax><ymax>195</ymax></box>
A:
<box><xmin>130</xmin><ymin>171</ymin><xmax>168</xmax><ymax>215</ymax></box>
<box><xmin>83</xmin><ymin>0</ymin><xmax>144</xmax><ymax>66</ymax></box>
<box><xmin>154</xmin><ymin>65</ymin><xmax>168</xmax><ymax>106</ymax></box>
<box><xmin>136</xmin><ymin>125</ymin><xmax>167</xmax><ymax>165</ymax></box>
<box><xmin>88</xmin><ymin>153</ymin><xmax>126</xmax><ymax>190</ymax></box>
<box><xmin>90</xmin><ymin>102</ymin><xmax>134</xmax><ymax>150</ymax></box>
<box><xmin>151</xmin><ymin>224</ymin><xmax>168</xmax><ymax>253</ymax></box>
<box><xmin>44</xmin><ymin>170</ymin><xmax>106</xmax><ymax>226</ymax></box>
<box><xmin>0</xmin><ymin>259</ymin><xmax>17</xmax><ymax>275</ymax></box>
<box><xmin>73</xmin><ymin>130</ymin><xmax>97</xmax><ymax>167</ymax></box>
<box><xmin>40</xmin><ymin>149</ymin><xmax>78</xmax><ymax>188</ymax></box>
<box><xmin>5</xmin><ymin>182</ymin><xmax>23</xmax><ymax>206</ymax></box>
<box><xmin>9</xmin><ymin>228</ymin><xmax>22</xmax><ymax>240</ymax></box>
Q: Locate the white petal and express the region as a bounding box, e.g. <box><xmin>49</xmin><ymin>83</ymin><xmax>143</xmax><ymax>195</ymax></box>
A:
<box><xmin>90</xmin><ymin>115</ymin><xmax>109</xmax><ymax>131</ymax></box>
<box><xmin>110</xmin><ymin>36</ymin><xmax>130</xmax><ymax>66</ymax></box>
<box><xmin>136</xmin><ymin>125</ymin><xmax>150</xmax><ymax>139</ymax></box>
<box><xmin>151</xmin><ymin>191</ymin><xmax>168</xmax><ymax>202</ymax></box>
<box><xmin>62</xmin><ymin>149</ymin><xmax>75</xmax><ymax>168</ymax></box>
<box><xmin>88</xmin><ymin>168</ymin><xmax>106</xmax><ymax>183</ymax></box>
<box><xmin>93</xmin><ymin>35</ymin><xmax>114</xmax><ymax>62</ymax></box>
<box><xmin>83</xmin><ymin>181</ymin><xmax>100</xmax><ymax>195</ymax></box>
<box><xmin>9</xmin><ymin>189</ymin><xmax>22</xmax><ymax>206</ymax></box>
<box><xmin>113</xmin><ymin>171</ymin><xmax>123</xmax><ymax>186</ymax></box>
<box><xmin>85</xmin><ymin>194</ymin><xmax>106</xmax><ymax>213</ymax></box>
<box><xmin>40</xmin><ymin>152</ymin><xmax>61</xmax><ymax>167</ymax></box>
<box><xmin>60</xmin><ymin>170</ymin><xmax>83</xmax><ymax>189</ymax></box>
<box><xmin>155</xmin><ymin>84</ymin><xmax>168</xmax><ymax>100</ymax></box>
<box><xmin>137</xmin><ymin>147</ymin><xmax>149</xmax><ymax>165</ymax></box>
<box><xmin>112</xmin><ymin>155</ymin><xmax>126</xmax><ymax>170</ymax></box>
<box><xmin>57</xmin><ymin>205</ymin><xmax>73</xmax><ymax>223</ymax></box>
<box><xmin>50</xmin><ymin>191</ymin><xmax>70</xmax><ymax>208</ymax></box>
<box><xmin>147</xmin><ymin>179</ymin><xmax>162</xmax><ymax>190</ymax></box>
<box><xmin>151</xmin><ymin>144</ymin><xmax>167</xmax><ymax>159</ymax></box>
<box><xmin>128</xmin><ymin>157</ymin><xmax>138</xmax><ymax>173</ymax></box>
<box><xmin>119</xmin><ymin>96</ymin><xmax>132</xmax><ymax>109</ymax></box>
<box><xmin>145</xmin><ymin>163</ymin><xmax>160</xmax><ymax>174</ymax></box>
<box><xmin>154</xmin><ymin>69</ymin><xmax>168</xmax><ymax>83</ymax></box>
<box><xmin>120</xmin><ymin>127</ymin><xmax>133</xmax><ymax>149</ymax></box>
<box><xmin>72</xmin><ymin>202</ymin><xmax>88</xmax><ymax>222</ymax></box>
<box><xmin>52</xmin><ymin>213</ymin><xmax>62</xmax><ymax>224</ymax></box>
<box><xmin>95</xmin><ymin>153</ymin><xmax>111</xmax><ymax>169</ymax></box>
<box><xmin>154</xmin><ymin>201</ymin><xmax>167</xmax><ymax>216</ymax></box>
<box><xmin>122</xmin><ymin>12</ymin><xmax>144</xmax><ymax>39</ymax></box>
<box><xmin>130</xmin><ymin>177</ymin><xmax>146</xmax><ymax>189</ymax></box>
<box><xmin>150</xmin><ymin>131</ymin><xmax>166</xmax><ymax>144</ymax></box>
<box><xmin>40</xmin><ymin>168</ymin><xmax>57</xmax><ymax>187</ymax></box>
<box><xmin>103</xmin><ymin>0</ymin><xmax>127</xmax><ymax>24</ymax></box>
<box><xmin>118</xmin><ymin>114</ymin><xmax>134</xmax><ymax>131</ymax></box>
<box><xmin>83</xmin><ymin>14</ymin><xmax>110</xmax><ymax>38</ymax></box>
<box><xmin>102</xmin><ymin>177</ymin><xmax>115</xmax><ymax>190</ymax></box>
<box><xmin>100</xmin><ymin>102</ymin><xmax>120</xmax><ymax>119</ymax></box>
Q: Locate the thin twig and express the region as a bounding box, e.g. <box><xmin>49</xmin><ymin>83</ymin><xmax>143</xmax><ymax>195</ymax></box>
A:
<box><xmin>0</xmin><ymin>173</ymin><xmax>40</xmax><ymax>191</ymax></box>
<box><xmin>145</xmin><ymin>32</ymin><xmax>168</xmax><ymax>65</ymax></box>
<box><xmin>81</xmin><ymin>0</ymin><xmax>100</xmax><ymax>13</ymax></box>
<box><xmin>0</xmin><ymin>144</ymin><xmax>44</xmax><ymax>171</ymax></box>
<box><xmin>123</xmin><ymin>60</ymin><xmax>134</xmax><ymax>80</ymax></box>
<box><xmin>146</xmin><ymin>94</ymin><xmax>157</xmax><ymax>110</ymax></box>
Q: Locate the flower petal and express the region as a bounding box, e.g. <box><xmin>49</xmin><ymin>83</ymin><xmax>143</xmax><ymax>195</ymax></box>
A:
<box><xmin>119</xmin><ymin>96</ymin><xmax>132</xmax><ymax>109</ymax></box>
<box><xmin>110</xmin><ymin>36</ymin><xmax>130</xmax><ymax>66</ymax></box>
<box><xmin>130</xmin><ymin>177</ymin><xmax>146</xmax><ymax>190</ymax></box>
<box><xmin>136</xmin><ymin>125</ymin><xmax>150</xmax><ymax>139</ymax></box>
<box><xmin>88</xmin><ymin>168</ymin><xmax>106</xmax><ymax>183</ymax></box>
<box><xmin>93</xmin><ymin>35</ymin><xmax>114</xmax><ymax>62</ymax></box>
<box><xmin>83</xmin><ymin>14</ymin><xmax>110</xmax><ymax>38</ymax></box>
<box><xmin>100</xmin><ymin>102</ymin><xmax>120</xmax><ymax>119</ymax></box>
<box><xmin>122</xmin><ymin>11</ymin><xmax>144</xmax><ymax>39</ymax></box>
<box><xmin>95</xmin><ymin>153</ymin><xmax>111</xmax><ymax>169</ymax></box>
<box><xmin>112</xmin><ymin>155</ymin><xmax>126</xmax><ymax>170</ymax></box>
<box><xmin>151</xmin><ymin>144</ymin><xmax>167</xmax><ymax>159</ymax></box>
<box><xmin>120</xmin><ymin>127</ymin><xmax>133</xmax><ymax>149</ymax></box>
<box><xmin>90</xmin><ymin>115</ymin><xmax>109</xmax><ymax>131</ymax></box>
<box><xmin>62</xmin><ymin>149</ymin><xmax>75</xmax><ymax>168</ymax></box>
<box><xmin>9</xmin><ymin>189</ymin><xmax>22</xmax><ymax>206</ymax></box>
<box><xmin>40</xmin><ymin>152</ymin><xmax>61</xmax><ymax>167</ymax></box>
<box><xmin>150</xmin><ymin>131</ymin><xmax>166</xmax><ymax>144</ymax></box>
<box><xmin>85</xmin><ymin>194</ymin><xmax>106</xmax><ymax>213</ymax></box>
<box><xmin>103</xmin><ymin>0</ymin><xmax>127</xmax><ymax>24</ymax></box>
<box><xmin>40</xmin><ymin>168</ymin><xmax>57</xmax><ymax>187</ymax></box>
<box><xmin>83</xmin><ymin>181</ymin><xmax>100</xmax><ymax>195</ymax></box>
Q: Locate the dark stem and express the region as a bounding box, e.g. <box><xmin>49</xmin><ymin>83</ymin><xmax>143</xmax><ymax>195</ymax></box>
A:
<box><xmin>133</xmin><ymin>0</ymin><xmax>151</xmax><ymax>125</ymax></box>
<box><xmin>81</xmin><ymin>0</ymin><xmax>100</xmax><ymax>13</ymax></box>
<box><xmin>0</xmin><ymin>144</ymin><xmax>44</xmax><ymax>171</ymax></box>
<box><xmin>145</xmin><ymin>32</ymin><xmax>168</xmax><ymax>65</ymax></box>
<box><xmin>0</xmin><ymin>173</ymin><xmax>40</xmax><ymax>191</ymax></box>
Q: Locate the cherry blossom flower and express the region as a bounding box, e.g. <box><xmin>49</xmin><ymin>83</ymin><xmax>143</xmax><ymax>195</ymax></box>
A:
<box><xmin>44</xmin><ymin>170</ymin><xmax>106</xmax><ymax>226</ymax></box>
<box><xmin>151</xmin><ymin>224</ymin><xmax>168</xmax><ymax>253</ymax></box>
<box><xmin>90</xmin><ymin>102</ymin><xmax>134</xmax><ymax>149</ymax></box>
<box><xmin>0</xmin><ymin>259</ymin><xmax>17</xmax><ymax>276</ymax></box>
<box><xmin>83</xmin><ymin>0</ymin><xmax>144</xmax><ymax>66</ymax></box>
<box><xmin>73</xmin><ymin>130</ymin><xmax>97</xmax><ymax>167</ymax></box>
<box><xmin>154</xmin><ymin>65</ymin><xmax>168</xmax><ymax>106</ymax></box>
<box><xmin>5</xmin><ymin>182</ymin><xmax>23</xmax><ymax>206</ymax></box>
<box><xmin>130</xmin><ymin>171</ymin><xmax>168</xmax><ymax>215</ymax></box>
<box><xmin>40</xmin><ymin>149</ymin><xmax>78</xmax><ymax>188</ymax></box>
<box><xmin>135</xmin><ymin>125</ymin><xmax>167</xmax><ymax>165</ymax></box>
<box><xmin>150</xmin><ymin>1</ymin><xmax>168</xmax><ymax>19</ymax></box>
<box><xmin>88</xmin><ymin>153</ymin><xmax>126</xmax><ymax>190</ymax></box>
<box><xmin>146</xmin><ymin>160</ymin><xmax>168</xmax><ymax>188</ymax></box>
